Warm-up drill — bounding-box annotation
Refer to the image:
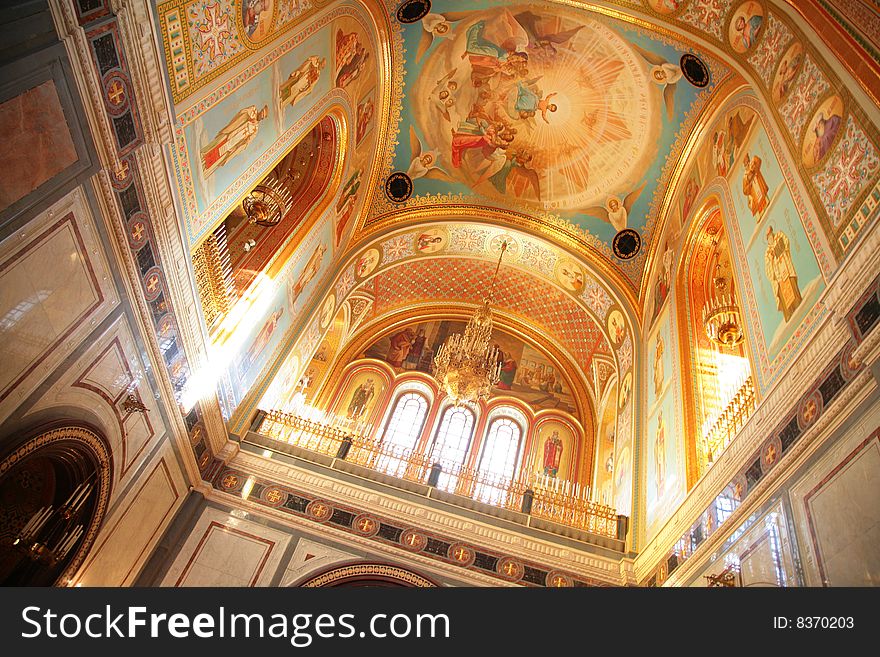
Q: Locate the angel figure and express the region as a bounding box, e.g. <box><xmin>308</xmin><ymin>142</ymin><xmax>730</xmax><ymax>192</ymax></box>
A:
<box><xmin>416</xmin><ymin>11</ymin><xmax>473</xmax><ymax>62</ymax></box>
<box><xmin>514</xmin><ymin>10</ymin><xmax>585</xmax><ymax>59</ymax></box>
<box><xmin>407</xmin><ymin>125</ymin><xmax>453</xmax><ymax>182</ymax></box>
<box><xmin>585</xmin><ymin>182</ymin><xmax>647</xmax><ymax>232</ymax></box>
<box><xmin>430</xmin><ymin>69</ymin><xmax>461</xmax><ymax>123</ymax></box>
<box><xmin>630</xmin><ymin>44</ymin><xmax>681</xmax><ymax>121</ymax></box>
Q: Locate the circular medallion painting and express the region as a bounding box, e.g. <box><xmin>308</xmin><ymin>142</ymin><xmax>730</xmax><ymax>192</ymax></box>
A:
<box><xmin>771</xmin><ymin>41</ymin><xmax>803</xmax><ymax>104</ymax></box>
<box><xmin>241</xmin><ymin>0</ymin><xmax>276</xmax><ymax>45</ymax></box>
<box><xmin>555</xmin><ymin>258</ymin><xmax>586</xmax><ymax>292</ymax></box>
<box><xmin>802</xmin><ymin>95</ymin><xmax>844</xmax><ymax>168</ymax></box>
<box><xmin>607</xmin><ymin>309</ymin><xmax>627</xmax><ymax>345</ymax></box>
<box><xmin>411</xmin><ymin>6</ymin><xmax>657</xmax><ymax>212</ymax></box>
<box><xmin>355</xmin><ymin>247</ymin><xmax>381</xmax><ymax>279</ymax></box>
<box><xmin>728</xmin><ymin>1</ymin><xmax>764</xmax><ymax>54</ymax></box>
<box><xmin>644</xmin><ymin>0</ymin><xmax>684</xmax><ymax>15</ymax></box>
<box><xmin>319</xmin><ymin>293</ymin><xmax>336</xmax><ymax>329</ymax></box>
<box><xmin>618</xmin><ymin>371</ymin><xmax>632</xmax><ymax>409</ymax></box>
<box><xmin>414</xmin><ymin>227</ymin><xmax>449</xmax><ymax>253</ymax></box>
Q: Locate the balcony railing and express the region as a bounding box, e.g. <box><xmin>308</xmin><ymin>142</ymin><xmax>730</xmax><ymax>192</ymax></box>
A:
<box><xmin>192</xmin><ymin>227</ymin><xmax>234</xmax><ymax>329</ymax></box>
<box><xmin>256</xmin><ymin>409</ymin><xmax>621</xmax><ymax>540</ymax></box>
<box><xmin>701</xmin><ymin>376</ymin><xmax>757</xmax><ymax>468</ymax></box>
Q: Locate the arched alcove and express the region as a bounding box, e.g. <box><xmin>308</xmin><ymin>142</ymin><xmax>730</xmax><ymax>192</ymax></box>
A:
<box><xmin>0</xmin><ymin>424</ymin><xmax>112</xmax><ymax>586</ymax></box>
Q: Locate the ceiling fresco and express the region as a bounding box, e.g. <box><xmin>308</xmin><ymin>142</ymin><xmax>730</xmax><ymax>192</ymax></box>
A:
<box><xmin>367</xmin><ymin>0</ymin><xmax>731</xmax><ymax>290</ymax></box>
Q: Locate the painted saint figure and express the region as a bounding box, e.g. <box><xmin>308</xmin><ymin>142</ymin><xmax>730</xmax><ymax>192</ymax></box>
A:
<box><xmin>335</xmin><ymin>30</ymin><xmax>370</xmax><ymax>89</ymax></box>
<box><xmin>653</xmin><ymin>334</ymin><xmax>664</xmax><ymax>398</ymax></box>
<box><xmin>386</xmin><ymin>328</ymin><xmax>417</xmax><ymax>367</ymax></box>
<box><xmin>240</xmin><ymin>308</ymin><xmax>283</xmax><ymax>375</ymax></box>
<box><xmin>200</xmin><ymin>105</ymin><xmax>269</xmax><ymax>178</ymax></box>
<box><xmin>404</xmin><ymin>328</ymin><xmax>428</xmax><ymax>369</ymax></box>
<box><xmin>279</xmin><ymin>56</ymin><xmax>325</xmax><ymax>108</ymax></box>
<box><xmin>542</xmin><ymin>430</ymin><xmax>564</xmax><ymax>478</ymax></box>
<box><xmin>346</xmin><ymin>379</ymin><xmax>375</xmax><ymax>420</ymax></box>
<box><xmin>655</xmin><ymin>410</ymin><xmax>666</xmax><ymax>497</ymax></box>
<box><xmin>811</xmin><ymin>111</ymin><xmax>842</xmax><ymax>164</ymax></box>
<box><xmin>733</xmin><ymin>13</ymin><xmax>763</xmax><ymax>51</ymax></box>
<box><xmin>741</xmin><ymin>153</ymin><xmax>769</xmax><ymax>219</ymax></box>
<box><xmin>356</xmin><ymin>97</ymin><xmax>375</xmax><ymax>143</ymax></box>
<box><xmin>496</xmin><ymin>351</ymin><xmax>518</xmax><ymax>390</ymax></box>
<box><xmin>290</xmin><ymin>243</ymin><xmax>327</xmax><ymax>307</ymax></box>
<box><xmin>764</xmin><ymin>226</ymin><xmax>802</xmax><ymax>322</ymax></box>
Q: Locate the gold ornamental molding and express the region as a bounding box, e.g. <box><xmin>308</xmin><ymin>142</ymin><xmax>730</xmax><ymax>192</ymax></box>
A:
<box><xmin>357</xmin><ymin>204</ymin><xmax>641</xmax><ymax>314</ymax></box>
<box><xmin>296</xmin><ymin>561</ymin><xmax>439</xmax><ymax>587</ymax></box>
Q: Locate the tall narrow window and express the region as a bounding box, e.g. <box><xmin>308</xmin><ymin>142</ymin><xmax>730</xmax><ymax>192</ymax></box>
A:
<box><xmin>475</xmin><ymin>417</ymin><xmax>523</xmax><ymax>505</ymax></box>
<box><xmin>377</xmin><ymin>391</ymin><xmax>429</xmax><ymax>477</ymax></box>
<box><xmin>429</xmin><ymin>405</ymin><xmax>476</xmax><ymax>492</ymax></box>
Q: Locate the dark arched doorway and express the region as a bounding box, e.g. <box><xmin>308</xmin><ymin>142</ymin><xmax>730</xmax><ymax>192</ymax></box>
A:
<box><xmin>0</xmin><ymin>425</ymin><xmax>112</xmax><ymax>586</ymax></box>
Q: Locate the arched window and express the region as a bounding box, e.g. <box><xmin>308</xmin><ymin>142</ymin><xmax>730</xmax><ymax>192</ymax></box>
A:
<box><xmin>428</xmin><ymin>405</ymin><xmax>476</xmax><ymax>492</ymax></box>
<box><xmin>681</xmin><ymin>208</ymin><xmax>756</xmax><ymax>479</ymax></box>
<box><xmin>475</xmin><ymin>416</ymin><xmax>523</xmax><ymax>505</ymax></box>
<box><xmin>377</xmin><ymin>391</ymin><xmax>429</xmax><ymax>477</ymax></box>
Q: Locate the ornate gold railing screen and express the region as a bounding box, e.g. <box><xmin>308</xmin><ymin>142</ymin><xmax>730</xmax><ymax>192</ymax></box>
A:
<box><xmin>257</xmin><ymin>409</ymin><xmax>620</xmax><ymax>539</ymax></box>
<box><xmin>192</xmin><ymin>228</ymin><xmax>233</xmax><ymax>329</ymax></box>
<box><xmin>701</xmin><ymin>376</ymin><xmax>757</xmax><ymax>468</ymax></box>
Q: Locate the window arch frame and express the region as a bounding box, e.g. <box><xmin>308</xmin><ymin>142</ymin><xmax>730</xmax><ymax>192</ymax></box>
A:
<box><xmin>374</xmin><ymin>386</ymin><xmax>432</xmax><ymax>478</ymax></box>
<box><xmin>474</xmin><ymin>413</ymin><xmax>526</xmax><ymax>505</ymax></box>
<box><xmin>427</xmin><ymin>402</ymin><xmax>478</xmax><ymax>492</ymax></box>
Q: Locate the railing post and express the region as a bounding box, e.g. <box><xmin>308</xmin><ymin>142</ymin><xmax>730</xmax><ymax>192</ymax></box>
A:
<box><xmin>250</xmin><ymin>409</ymin><xmax>267</xmax><ymax>433</ymax></box>
<box><xmin>427</xmin><ymin>462</ymin><xmax>442</xmax><ymax>487</ymax></box>
<box><xmin>336</xmin><ymin>434</ymin><xmax>353</xmax><ymax>460</ymax></box>
<box><xmin>616</xmin><ymin>514</ymin><xmax>629</xmax><ymax>541</ymax></box>
<box><xmin>521</xmin><ymin>487</ymin><xmax>535</xmax><ymax>515</ymax></box>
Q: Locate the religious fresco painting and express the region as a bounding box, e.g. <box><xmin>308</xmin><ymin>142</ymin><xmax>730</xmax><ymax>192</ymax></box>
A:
<box><xmin>593</xmin><ymin>382</ymin><xmax>617</xmax><ymax>507</ymax></box>
<box><xmin>157</xmin><ymin>0</ymin><xmax>317</xmax><ymax>104</ymax></box>
<box><xmin>665</xmin><ymin>96</ymin><xmax>828</xmax><ymax>386</ymax></box>
<box><xmin>646</xmin><ymin>306</ymin><xmax>673</xmax><ymax>413</ymax></box>
<box><xmin>527</xmin><ymin>420</ymin><xmax>576</xmax><ymax>481</ymax></box>
<box><xmin>612</xmin><ymin>400</ymin><xmax>632</xmax><ymax>516</ymax></box>
<box><xmin>644</xmin><ymin>303</ymin><xmax>685</xmax><ymax>541</ymax></box>
<box><xmin>184</xmin><ymin>69</ymin><xmax>276</xmax><ymax>215</ymax></box>
<box><xmin>361</xmin><ymin>319</ymin><xmax>576</xmax><ymax>413</ymax></box>
<box><xmin>331</xmin><ymin>368</ymin><xmax>387</xmax><ymax>424</ymax></box>
<box><xmin>387</xmin><ymin>1</ymin><xmax>723</xmax><ymax>285</ymax></box>
<box><xmin>169</xmin><ymin>5</ymin><xmax>378</xmax><ymax>246</ymax></box>
<box><xmin>720</xmin><ymin>106</ymin><xmax>825</xmax><ymax>363</ymax></box>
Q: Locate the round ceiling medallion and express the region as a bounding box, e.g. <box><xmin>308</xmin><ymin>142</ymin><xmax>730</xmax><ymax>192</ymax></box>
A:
<box><xmin>396</xmin><ymin>0</ymin><xmax>431</xmax><ymax>24</ymax></box>
<box><xmin>680</xmin><ymin>53</ymin><xmax>710</xmax><ymax>88</ymax></box>
<box><xmin>613</xmin><ymin>229</ymin><xmax>641</xmax><ymax>259</ymax></box>
<box><xmin>384</xmin><ymin>171</ymin><xmax>413</xmax><ymax>202</ymax></box>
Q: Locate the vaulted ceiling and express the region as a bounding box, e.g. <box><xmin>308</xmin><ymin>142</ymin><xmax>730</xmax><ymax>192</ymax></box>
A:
<box><xmin>359</xmin><ymin>0</ymin><xmax>735</xmax><ymax>298</ymax></box>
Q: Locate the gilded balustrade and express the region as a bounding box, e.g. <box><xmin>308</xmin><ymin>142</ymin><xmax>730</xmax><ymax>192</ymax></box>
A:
<box><xmin>701</xmin><ymin>376</ymin><xmax>757</xmax><ymax>468</ymax></box>
<box><xmin>257</xmin><ymin>409</ymin><xmax>620</xmax><ymax>539</ymax></box>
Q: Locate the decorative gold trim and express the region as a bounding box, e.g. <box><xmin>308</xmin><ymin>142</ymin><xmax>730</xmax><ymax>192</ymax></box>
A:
<box><xmin>297</xmin><ymin>562</ymin><xmax>438</xmax><ymax>587</ymax></box>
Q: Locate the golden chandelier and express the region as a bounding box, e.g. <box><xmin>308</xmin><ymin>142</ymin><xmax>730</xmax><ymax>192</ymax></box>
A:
<box><xmin>702</xmin><ymin>261</ymin><xmax>744</xmax><ymax>348</ymax></box>
<box><xmin>432</xmin><ymin>241</ymin><xmax>507</xmax><ymax>405</ymax></box>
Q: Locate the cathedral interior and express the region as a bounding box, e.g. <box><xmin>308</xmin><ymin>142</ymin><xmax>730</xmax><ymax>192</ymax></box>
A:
<box><xmin>1</xmin><ymin>0</ymin><xmax>879</xmax><ymax>588</ymax></box>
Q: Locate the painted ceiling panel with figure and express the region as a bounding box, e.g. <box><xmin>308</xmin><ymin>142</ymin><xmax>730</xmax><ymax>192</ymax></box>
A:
<box><xmin>361</xmin><ymin>319</ymin><xmax>577</xmax><ymax>413</ymax></box>
<box><xmin>369</xmin><ymin>0</ymin><xmax>730</xmax><ymax>289</ymax></box>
